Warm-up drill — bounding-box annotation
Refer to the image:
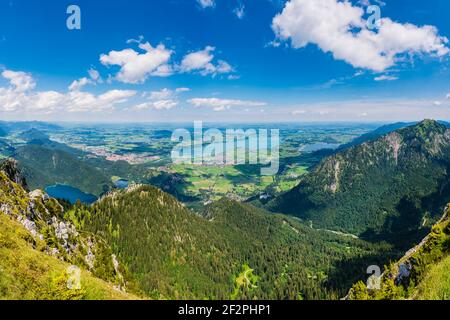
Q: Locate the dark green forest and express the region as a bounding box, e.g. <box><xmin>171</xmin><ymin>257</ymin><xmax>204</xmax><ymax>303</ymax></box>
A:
<box><xmin>65</xmin><ymin>185</ymin><xmax>395</xmax><ymax>300</ymax></box>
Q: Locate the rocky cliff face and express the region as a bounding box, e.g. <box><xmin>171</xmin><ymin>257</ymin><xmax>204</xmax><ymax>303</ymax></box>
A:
<box><xmin>0</xmin><ymin>158</ymin><xmax>28</xmax><ymax>190</ymax></box>
<box><xmin>0</xmin><ymin>158</ymin><xmax>128</xmax><ymax>291</ymax></box>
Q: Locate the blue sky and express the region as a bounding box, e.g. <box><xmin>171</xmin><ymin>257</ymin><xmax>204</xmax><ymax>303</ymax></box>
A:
<box><xmin>0</xmin><ymin>0</ymin><xmax>449</xmax><ymax>122</ymax></box>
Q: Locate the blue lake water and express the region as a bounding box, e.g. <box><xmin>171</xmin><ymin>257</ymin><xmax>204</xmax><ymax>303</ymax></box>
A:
<box><xmin>45</xmin><ymin>184</ymin><xmax>98</xmax><ymax>204</ymax></box>
<box><xmin>114</xmin><ymin>179</ymin><xmax>129</xmax><ymax>189</ymax></box>
<box><xmin>299</xmin><ymin>142</ymin><xmax>341</xmax><ymax>153</ymax></box>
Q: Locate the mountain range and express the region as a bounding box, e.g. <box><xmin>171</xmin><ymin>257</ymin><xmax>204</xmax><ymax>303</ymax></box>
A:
<box><xmin>1</xmin><ymin>120</ymin><xmax>450</xmax><ymax>300</ymax></box>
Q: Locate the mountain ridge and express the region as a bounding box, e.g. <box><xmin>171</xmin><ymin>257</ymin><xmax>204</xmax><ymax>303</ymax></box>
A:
<box><xmin>268</xmin><ymin>120</ymin><xmax>450</xmax><ymax>245</ymax></box>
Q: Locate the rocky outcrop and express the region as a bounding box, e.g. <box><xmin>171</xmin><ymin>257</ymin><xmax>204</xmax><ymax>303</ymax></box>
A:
<box><xmin>0</xmin><ymin>158</ymin><xmax>28</xmax><ymax>190</ymax></box>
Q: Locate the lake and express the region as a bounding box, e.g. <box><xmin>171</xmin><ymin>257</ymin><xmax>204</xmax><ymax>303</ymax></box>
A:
<box><xmin>45</xmin><ymin>184</ymin><xmax>98</xmax><ymax>204</ymax></box>
<box><xmin>114</xmin><ymin>179</ymin><xmax>129</xmax><ymax>189</ymax></box>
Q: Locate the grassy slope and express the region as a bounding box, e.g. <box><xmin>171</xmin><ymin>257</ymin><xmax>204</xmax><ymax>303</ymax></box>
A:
<box><xmin>348</xmin><ymin>204</ymin><xmax>450</xmax><ymax>300</ymax></box>
<box><xmin>415</xmin><ymin>255</ymin><xmax>450</xmax><ymax>299</ymax></box>
<box><xmin>0</xmin><ymin>214</ymin><xmax>137</xmax><ymax>300</ymax></box>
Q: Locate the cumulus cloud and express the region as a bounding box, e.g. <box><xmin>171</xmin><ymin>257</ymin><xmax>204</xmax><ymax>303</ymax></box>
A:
<box><xmin>144</xmin><ymin>87</ymin><xmax>190</xmax><ymax>100</ymax></box>
<box><xmin>69</xmin><ymin>68</ymin><xmax>105</xmax><ymax>91</ymax></box>
<box><xmin>197</xmin><ymin>0</ymin><xmax>215</xmax><ymax>9</ymax></box>
<box><xmin>133</xmin><ymin>99</ymin><xmax>179</xmax><ymax>110</ymax></box>
<box><xmin>133</xmin><ymin>87</ymin><xmax>190</xmax><ymax>111</ymax></box>
<box><xmin>99</xmin><ymin>40</ymin><xmax>234</xmax><ymax>82</ymax></box>
<box><xmin>1</xmin><ymin>70</ymin><xmax>36</xmax><ymax>92</ymax></box>
<box><xmin>146</xmin><ymin>88</ymin><xmax>174</xmax><ymax>100</ymax></box>
<box><xmin>272</xmin><ymin>0</ymin><xmax>449</xmax><ymax>72</ymax></box>
<box><xmin>100</xmin><ymin>41</ymin><xmax>173</xmax><ymax>84</ymax></box>
<box><xmin>63</xmin><ymin>90</ymin><xmax>137</xmax><ymax>112</ymax></box>
<box><xmin>0</xmin><ymin>69</ymin><xmax>136</xmax><ymax>113</ymax></box>
<box><xmin>188</xmin><ymin>98</ymin><xmax>267</xmax><ymax>111</ymax></box>
<box><xmin>69</xmin><ymin>77</ymin><xmax>92</xmax><ymax>91</ymax></box>
<box><xmin>180</xmin><ymin>46</ymin><xmax>234</xmax><ymax>76</ymax></box>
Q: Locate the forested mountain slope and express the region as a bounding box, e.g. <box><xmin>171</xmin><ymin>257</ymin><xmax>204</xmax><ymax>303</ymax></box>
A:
<box><xmin>67</xmin><ymin>184</ymin><xmax>395</xmax><ymax>300</ymax></box>
<box><xmin>14</xmin><ymin>144</ymin><xmax>112</xmax><ymax>195</ymax></box>
<box><xmin>268</xmin><ymin>120</ymin><xmax>450</xmax><ymax>245</ymax></box>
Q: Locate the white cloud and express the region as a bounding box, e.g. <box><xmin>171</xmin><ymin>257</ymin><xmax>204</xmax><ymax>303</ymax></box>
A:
<box><xmin>144</xmin><ymin>87</ymin><xmax>190</xmax><ymax>100</ymax></box>
<box><xmin>100</xmin><ymin>41</ymin><xmax>173</xmax><ymax>84</ymax></box>
<box><xmin>180</xmin><ymin>46</ymin><xmax>214</xmax><ymax>72</ymax></box>
<box><xmin>63</xmin><ymin>90</ymin><xmax>137</xmax><ymax>112</ymax></box>
<box><xmin>98</xmin><ymin>39</ymin><xmax>235</xmax><ymax>82</ymax></box>
<box><xmin>188</xmin><ymin>98</ymin><xmax>267</xmax><ymax>111</ymax></box>
<box><xmin>197</xmin><ymin>0</ymin><xmax>215</xmax><ymax>9</ymax></box>
<box><xmin>374</xmin><ymin>75</ymin><xmax>398</xmax><ymax>81</ymax></box>
<box><xmin>126</xmin><ymin>35</ymin><xmax>145</xmax><ymax>45</ymax></box>
<box><xmin>0</xmin><ymin>87</ymin><xmax>136</xmax><ymax>113</ymax></box>
<box><xmin>69</xmin><ymin>77</ymin><xmax>92</xmax><ymax>91</ymax></box>
<box><xmin>1</xmin><ymin>70</ymin><xmax>36</xmax><ymax>92</ymax></box>
<box><xmin>446</xmin><ymin>93</ymin><xmax>450</xmax><ymax>99</ymax></box>
<box><xmin>134</xmin><ymin>87</ymin><xmax>190</xmax><ymax>111</ymax></box>
<box><xmin>97</xmin><ymin>89</ymin><xmax>136</xmax><ymax>104</ymax></box>
<box><xmin>234</xmin><ymin>4</ymin><xmax>245</xmax><ymax>19</ymax></box>
<box><xmin>180</xmin><ymin>46</ymin><xmax>234</xmax><ymax>76</ymax></box>
<box><xmin>69</xmin><ymin>68</ymin><xmax>104</xmax><ymax>91</ymax></box>
<box><xmin>433</xmin><ymin>101</ymin><xmax>442</xmax><ymax>106</ymax></box>
<box><xmin>134</xmin><ymin>99</ymin><xmax>178</xmax><ymax>110</ymax></box>
<box><xmin>292</xmin><ymin>109</ymin><xmax>307</xmax><ymax>115</ymax></box>
<box><xmin>216</xmin><ymin>60</ymin><xmax>233</xmax><ymax>73</ymax></box>
<box><xmin>0</xmin><ymin>69</ymin><xmax>136</xmax><ymax>113</ymax></box>
<box><xmin>147</xmin><ymin>88</ymin><xmax>174</xmax><ymax>100</ymax></box>
<box><xmin>272</xmin><ymin>0</ymin><xmax>449</xmax><ymax>72</ymax></box>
